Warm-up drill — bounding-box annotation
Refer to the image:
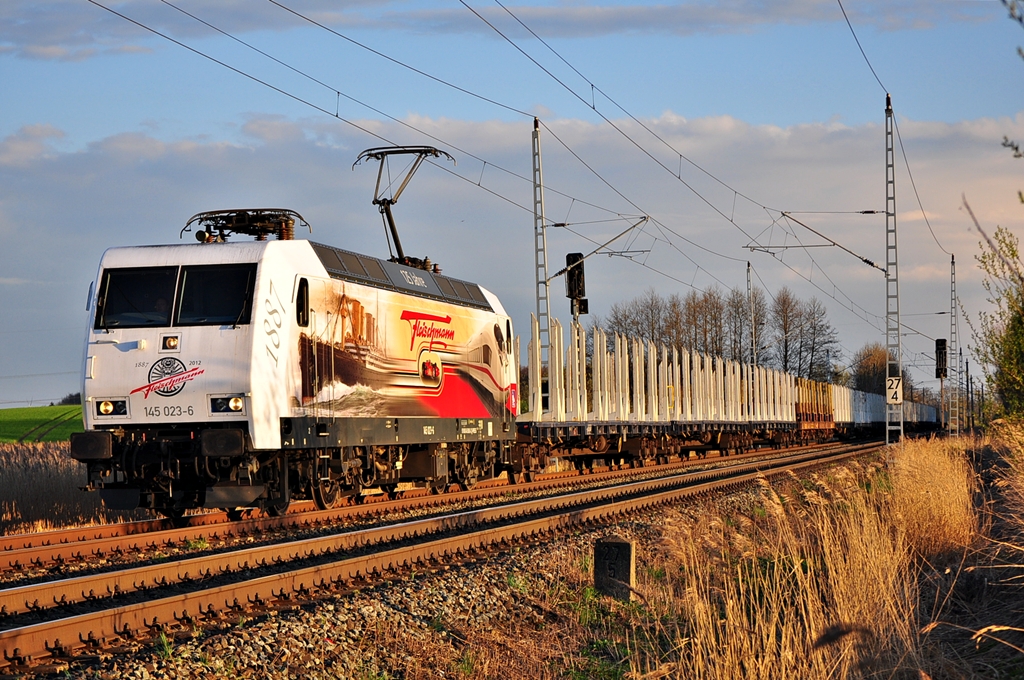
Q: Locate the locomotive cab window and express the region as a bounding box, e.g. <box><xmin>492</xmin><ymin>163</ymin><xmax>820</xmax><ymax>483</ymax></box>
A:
<box><xmin>296</xmin><ymin>278</ymin><xmax>309</xmax><ymax>327</ymax></box>
<box><xmin>94</xmin><ymin>266</ymin><xmax>177</xmax><ymax>329</ymax></box>
<box><xmin>176</xmin><ymin>264</ymin><xmax>257</xmax><ymax>326</ymax></box>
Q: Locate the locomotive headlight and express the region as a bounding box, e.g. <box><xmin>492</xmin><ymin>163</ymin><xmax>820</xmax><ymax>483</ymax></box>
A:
<box><xmin>96</xmin><ymin>400</ymin><xmax>127</xmax><ymax>416</ymax></box>
<box><xmin>211</xmin><ymin>394</ymin><xmax>245</xmax><ymax>414</ymax></box>
<box><xmin>162</xmin><ymin>336</ymin><xmax>179</xmax><ymax>350</ymax></box>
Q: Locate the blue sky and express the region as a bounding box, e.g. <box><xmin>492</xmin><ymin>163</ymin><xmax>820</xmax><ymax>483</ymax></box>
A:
<box><xmin>1</xmin><ymin>0</ymin><xmax>1022</xmax><ymax>406</ymax></box>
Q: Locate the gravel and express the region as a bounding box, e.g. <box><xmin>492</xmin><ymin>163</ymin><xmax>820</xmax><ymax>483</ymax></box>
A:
<box><xmin>21</xmin><ymin>508</ymin><xmax>671</xmax><ymax>679</ymax></box>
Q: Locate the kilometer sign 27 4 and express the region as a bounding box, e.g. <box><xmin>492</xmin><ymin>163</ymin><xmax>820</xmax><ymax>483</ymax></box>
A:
<box><xmin>130</xmin><ymin>358</ymin><xmax>204</xmax><ymax>399</ymax></box>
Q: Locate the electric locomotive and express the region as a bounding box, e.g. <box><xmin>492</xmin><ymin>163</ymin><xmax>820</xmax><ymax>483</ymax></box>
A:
<box><xmin>70</xmin><ymin>208</ymin><xmax>518</xmax><ymax>518</ymax></box>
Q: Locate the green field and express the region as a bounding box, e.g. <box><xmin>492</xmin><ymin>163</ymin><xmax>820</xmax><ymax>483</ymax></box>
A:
<box><xmin>0</xmin><ymin>405</ymin><xmax>84</xmax><ymax>443</ymax></box>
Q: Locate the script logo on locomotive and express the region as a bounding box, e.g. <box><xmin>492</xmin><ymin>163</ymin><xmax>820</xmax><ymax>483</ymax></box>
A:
<box><xmin>130</xmin><ymin>358</ymin><xmax>204</xmax><ymax>399</ymax></box>
<box><xmin>400</xmin><ymin>311</ymin><xmax>455</xmax><ymax>351</ymax></box>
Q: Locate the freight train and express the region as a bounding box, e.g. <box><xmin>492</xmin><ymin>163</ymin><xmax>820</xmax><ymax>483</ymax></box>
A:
<box><xmin>69</xmin><ymin>207</ymin><xmax>936</xmax><ymax>519</ymax></box>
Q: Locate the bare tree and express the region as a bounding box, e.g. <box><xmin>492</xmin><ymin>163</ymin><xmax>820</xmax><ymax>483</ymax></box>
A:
<box><xmin>725</xmin><ymin>287</ymin><xmax>748</xmax><ymax>362</ymax></box>
<box><xmin>665</xmin><ymin>293</ymin><xmax>687</xmax><ymax>351</ymax></box>
<box><xmin>768</xmin><ymin>287</ymin><xmax>802</xmax><ymax>372</ymax></box>
<box><xmin>850</xmin><ymin>341</ymin><xmax>914</xmax><ymax>397</ymax></box>
<box><xmin>723</xmin><ymin>285</ymin><xmax>771</xmax><ymax>364</ymax></box>
<box><xmin>797</xmin><ymin>297</ymin><xmax>840</xmax><ymax>381</ymax></box>
<box><xmin>605</xmin><ymin>287</ymin><xmax>669</xmax><ymax>346</ymax></box>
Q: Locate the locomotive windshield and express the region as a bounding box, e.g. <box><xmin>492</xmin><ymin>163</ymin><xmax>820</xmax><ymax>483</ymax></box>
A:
<box><xmin>94</xmin><ymin>264</ymin><xmax>257</xmax><ymax>329</ymax></box>
<box><xmin>94</xmin><ymin>267</ymin><xmax>177</xmax><ymax>328</ymax></box>
<box><xmin>176</xmin><ymin>264</ymin><xmax>256</xmax><ymax>326</ymax></box>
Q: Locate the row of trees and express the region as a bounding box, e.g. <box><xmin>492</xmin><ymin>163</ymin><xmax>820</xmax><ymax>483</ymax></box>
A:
<box><xmin>594</xmin><ymin>286</ymin><xmax>840</xmax><ymax>382</ymax></box>
<box><xmin>969</xmin><ymin>223</ymin><xmax>1024</xmax><ymax>414</ymax></box>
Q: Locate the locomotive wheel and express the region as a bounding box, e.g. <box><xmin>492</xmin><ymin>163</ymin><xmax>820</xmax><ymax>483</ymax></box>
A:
<box><xmin>381</xmin><ymin>484</ymin><xmax>400</xmax><ymax>501</ymax></box>
<box><xmin>159</xmin><ymin>508</ymin><xmax>187</xmax><ymax>526</ymax></box>
<box><xmin>265</xmin><ymin>497</ymin><xmax>290</xmax><ymax>517</ymax></box>
<box><xmin>264</xmin><ymin>454</ymin><xmax>291</xmax><ymax>517</ymax></box>
<box><xmin>428</xmin><ymin>475</ymin><xmax>450</xmax><ymax>494</ymax></box>
<box><xmin>311</xmin><ymin>455</ymin><xmax>341</xmax><ymax>510</ymax></box>
<box><xmin>511</xmin><ymin>470</ymin><xmax>534</xmax><ymax>484</ymax></box>
<box><xmin>312</xmin><ymin>476</ymin><xmax>341</xmax><ymax>510</ymax></box>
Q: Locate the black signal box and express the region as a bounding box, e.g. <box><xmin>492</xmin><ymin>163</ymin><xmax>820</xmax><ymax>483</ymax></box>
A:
<box><xmin>565</xmin><ymin>253</ymin><xmax>585</xmax><ymax>300</ymax></box>
<box><xmin>935</xmin><ymin>338</ymin><xmax>947</xmax><ymax>379</ymax></box>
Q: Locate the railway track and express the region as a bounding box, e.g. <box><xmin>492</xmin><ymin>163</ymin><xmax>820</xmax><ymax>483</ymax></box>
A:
<box><xmin>0</xmin><ymin>440</ymin><xmax>850</xmax><ymax>577</ymax></box>
<box><xmin>0</xmin><ymin>440</ymin><xmax>882</xmax><ymax>672</ymax></box>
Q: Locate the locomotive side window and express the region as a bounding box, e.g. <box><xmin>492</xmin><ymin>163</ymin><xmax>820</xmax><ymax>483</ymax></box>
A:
<box><xmin>339</xmin><ymin>251</ymin><xmax>367</xmax><ymax>277</ymax></box>
<box><xmin>465</xmin><ymin>284</ymin><xmax>488</xmax><ymax>304</ymax></box>
<box><xmin>176</xmin><ymin>264</ymin><xmax>257</xmax><ymax>326</ymax></box>
<box><xmin>296</xmin><ymin>278</ymin><xmax>309</xmax><ymax>327</ymax></box>
<box><xmin>94</xmin><ymin>267</ymin><xmax>177</xmax><ymax>329</ymax></box>
<box><xmin>359</xmin><ymin>257</ymin><xmax>388</xmax><ymax>281</ymax></box>
<box><xmin>435</xmin><ymin>277</ymin><xmax>457</xmax><ymax>298</ymax></box>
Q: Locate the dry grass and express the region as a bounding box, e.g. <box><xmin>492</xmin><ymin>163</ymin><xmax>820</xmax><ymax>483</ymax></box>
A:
<box><xmin>311</xmin><ymin>436</ymin><xmax>1000</xmax><ymax>679</ymax></box>
<box><xmin>535</xmin><ymin>439</ymin><xmax>989</xmax><ymax>680</ymax></box>
<box><xmin>0</xmin><ymin>442</ymin><xmax>139</xmax><ymax>535</ymax></box>
<box><xmin>624</xmin><ymin>468</ymin><xmax>923</xmax><ymax>679</ymax></box>
<box><xmin>890</xmin><ymin>437</ymin><xmax>981</xmax><ymax>559</ymax></box>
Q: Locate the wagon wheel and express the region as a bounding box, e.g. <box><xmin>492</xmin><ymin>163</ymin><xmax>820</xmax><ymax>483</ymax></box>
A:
<box><xmin>381</xmin><ymin>483</ymin><xmax>400</xmax><ymax>501</ymax></box>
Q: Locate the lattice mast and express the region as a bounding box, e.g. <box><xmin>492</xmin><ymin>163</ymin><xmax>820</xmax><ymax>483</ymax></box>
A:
<box><xmin>948</xmin><ymin>254</ymin><xmax>960</xmax><ymax>436</ymax></box>
<box><xmin>748</xmin><ymin>261</ymin><xmax>756</xmax><ymax>417</ymax></box>
<box><xmin>884</xmin><ymin>94</ymin><xmax>904</xmax><ymax>444</ymax></box>
<box><xmin>532</xmin><ymin>118</ymin><xmax>551</xmax><ymax>413</ymax></box>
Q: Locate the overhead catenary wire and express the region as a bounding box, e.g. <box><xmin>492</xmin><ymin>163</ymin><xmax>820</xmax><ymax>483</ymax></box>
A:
<box><xmin>779</xmin><ymin>213</ymin><xmax>884</xmax><ymax>273</ymax></box>
<box><xmin>158</xmin><ymin>0</ymin><xmax>636</xmax><ymax>228</ymax></box>
<box><xmin>836</xmin><ymin>0</ymin><xmax>951</xmax><ymax>257</ymax></box>
<box><xmin>464</xmin><ymin>0</ymin><xmax>906</xmax><ymax>346</ymax></box>
<box><xmin>90</xmin><ymin>0</ymin><xmax>932</xmax><ymax>376</ymax></box>
<box><xmin>267</xmin><ymin>0</ymin><xmax>886</xmax><ymax>317</ymax></box>
<box><xmin>460</xmin><ymin>0</ymin><xmax>760</xmax><ymax>243</ymax></box>
<box><xmin>489</xmin><ymin>0</ymin><xmax>775</xmax><ymax>211</ymax></box>
<box><xmin>85</xmin><ymin>0</ymin><xmax>752</xmax><ymax>305</ymax></box>
<box><xmin>86</xmin><ymin>0</ymin><xmax>647</xmax><ymax>232</ymax></box>
<box><xmin>836</xmin><ymin>0</ymin><xmax>887</xmax><ymax>94</ymax></box>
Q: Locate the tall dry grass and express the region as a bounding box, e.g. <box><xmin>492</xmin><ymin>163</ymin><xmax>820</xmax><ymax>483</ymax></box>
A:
<box><xmin>889</xmin><ymin>437</ymin><xmax>980</xmax><ymax>559</ymax></box>
<box><xmin>990</xmin><ymin>419</ymin><xmax>1024</xmax><ymax>516</ymax></box>
<box><xmin>530</xmin><ymin>439</ymin><xmax>986</xmax><ymax>679</ymax></box>
<box><xmin>0</xmin><ymin>442</ymin><xmax>139</xmax><ymax>535</ymax></box>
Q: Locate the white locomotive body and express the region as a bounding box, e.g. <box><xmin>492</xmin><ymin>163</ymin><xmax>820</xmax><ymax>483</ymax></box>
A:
<box><xmin>71</xmin><ymin>211</ymin><xmax>518</xmax><ymax>517</ymax></box>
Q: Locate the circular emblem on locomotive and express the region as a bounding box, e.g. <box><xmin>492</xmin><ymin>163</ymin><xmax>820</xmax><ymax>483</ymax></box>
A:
<box><xmin>149</xmin><ymin>358</ymin><xmax>189</xmax><ymax>397</ymax></box>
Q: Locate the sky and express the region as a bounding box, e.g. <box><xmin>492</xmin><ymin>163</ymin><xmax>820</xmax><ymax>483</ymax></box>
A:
<box><xmin>1</xmin><ymin>0</ymin><xmax>1023</xmax><ymax>407</ymax></box>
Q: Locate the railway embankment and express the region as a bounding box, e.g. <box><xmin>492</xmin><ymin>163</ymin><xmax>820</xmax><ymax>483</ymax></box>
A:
<box><xmin>0</xmin><ymin>442</ymin><xmax>142</xmax><ymax>536</ymax></box>
<box><xmin>3</xmin><ymin>433</ymin><xmax>1021</xmax><ymax>678</ymax></box>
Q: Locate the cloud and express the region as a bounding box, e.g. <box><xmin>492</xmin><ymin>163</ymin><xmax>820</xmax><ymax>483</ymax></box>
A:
<box><xmin>0</xmin><ymin>0</ymin><xmax>997</xmax><ymax>61</ymax></box>
<box><xmin>0</xmin><ymin>124</ymin><xmax>65</xmax><ymax>166</ymax></box>
<box><xmin>0</xmin><ymin>0</ymin><xmax>376</xmax><ymax>61</ymax></box>
<box><xmin>0</xmin><ymin>109</ymin><xmax>1021</xmax><ymax>405</ymax></box>
<box><xmin>385</xmin><ymin>0</ymin><xmax>993</xmax><ymax>38</ymax></box>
